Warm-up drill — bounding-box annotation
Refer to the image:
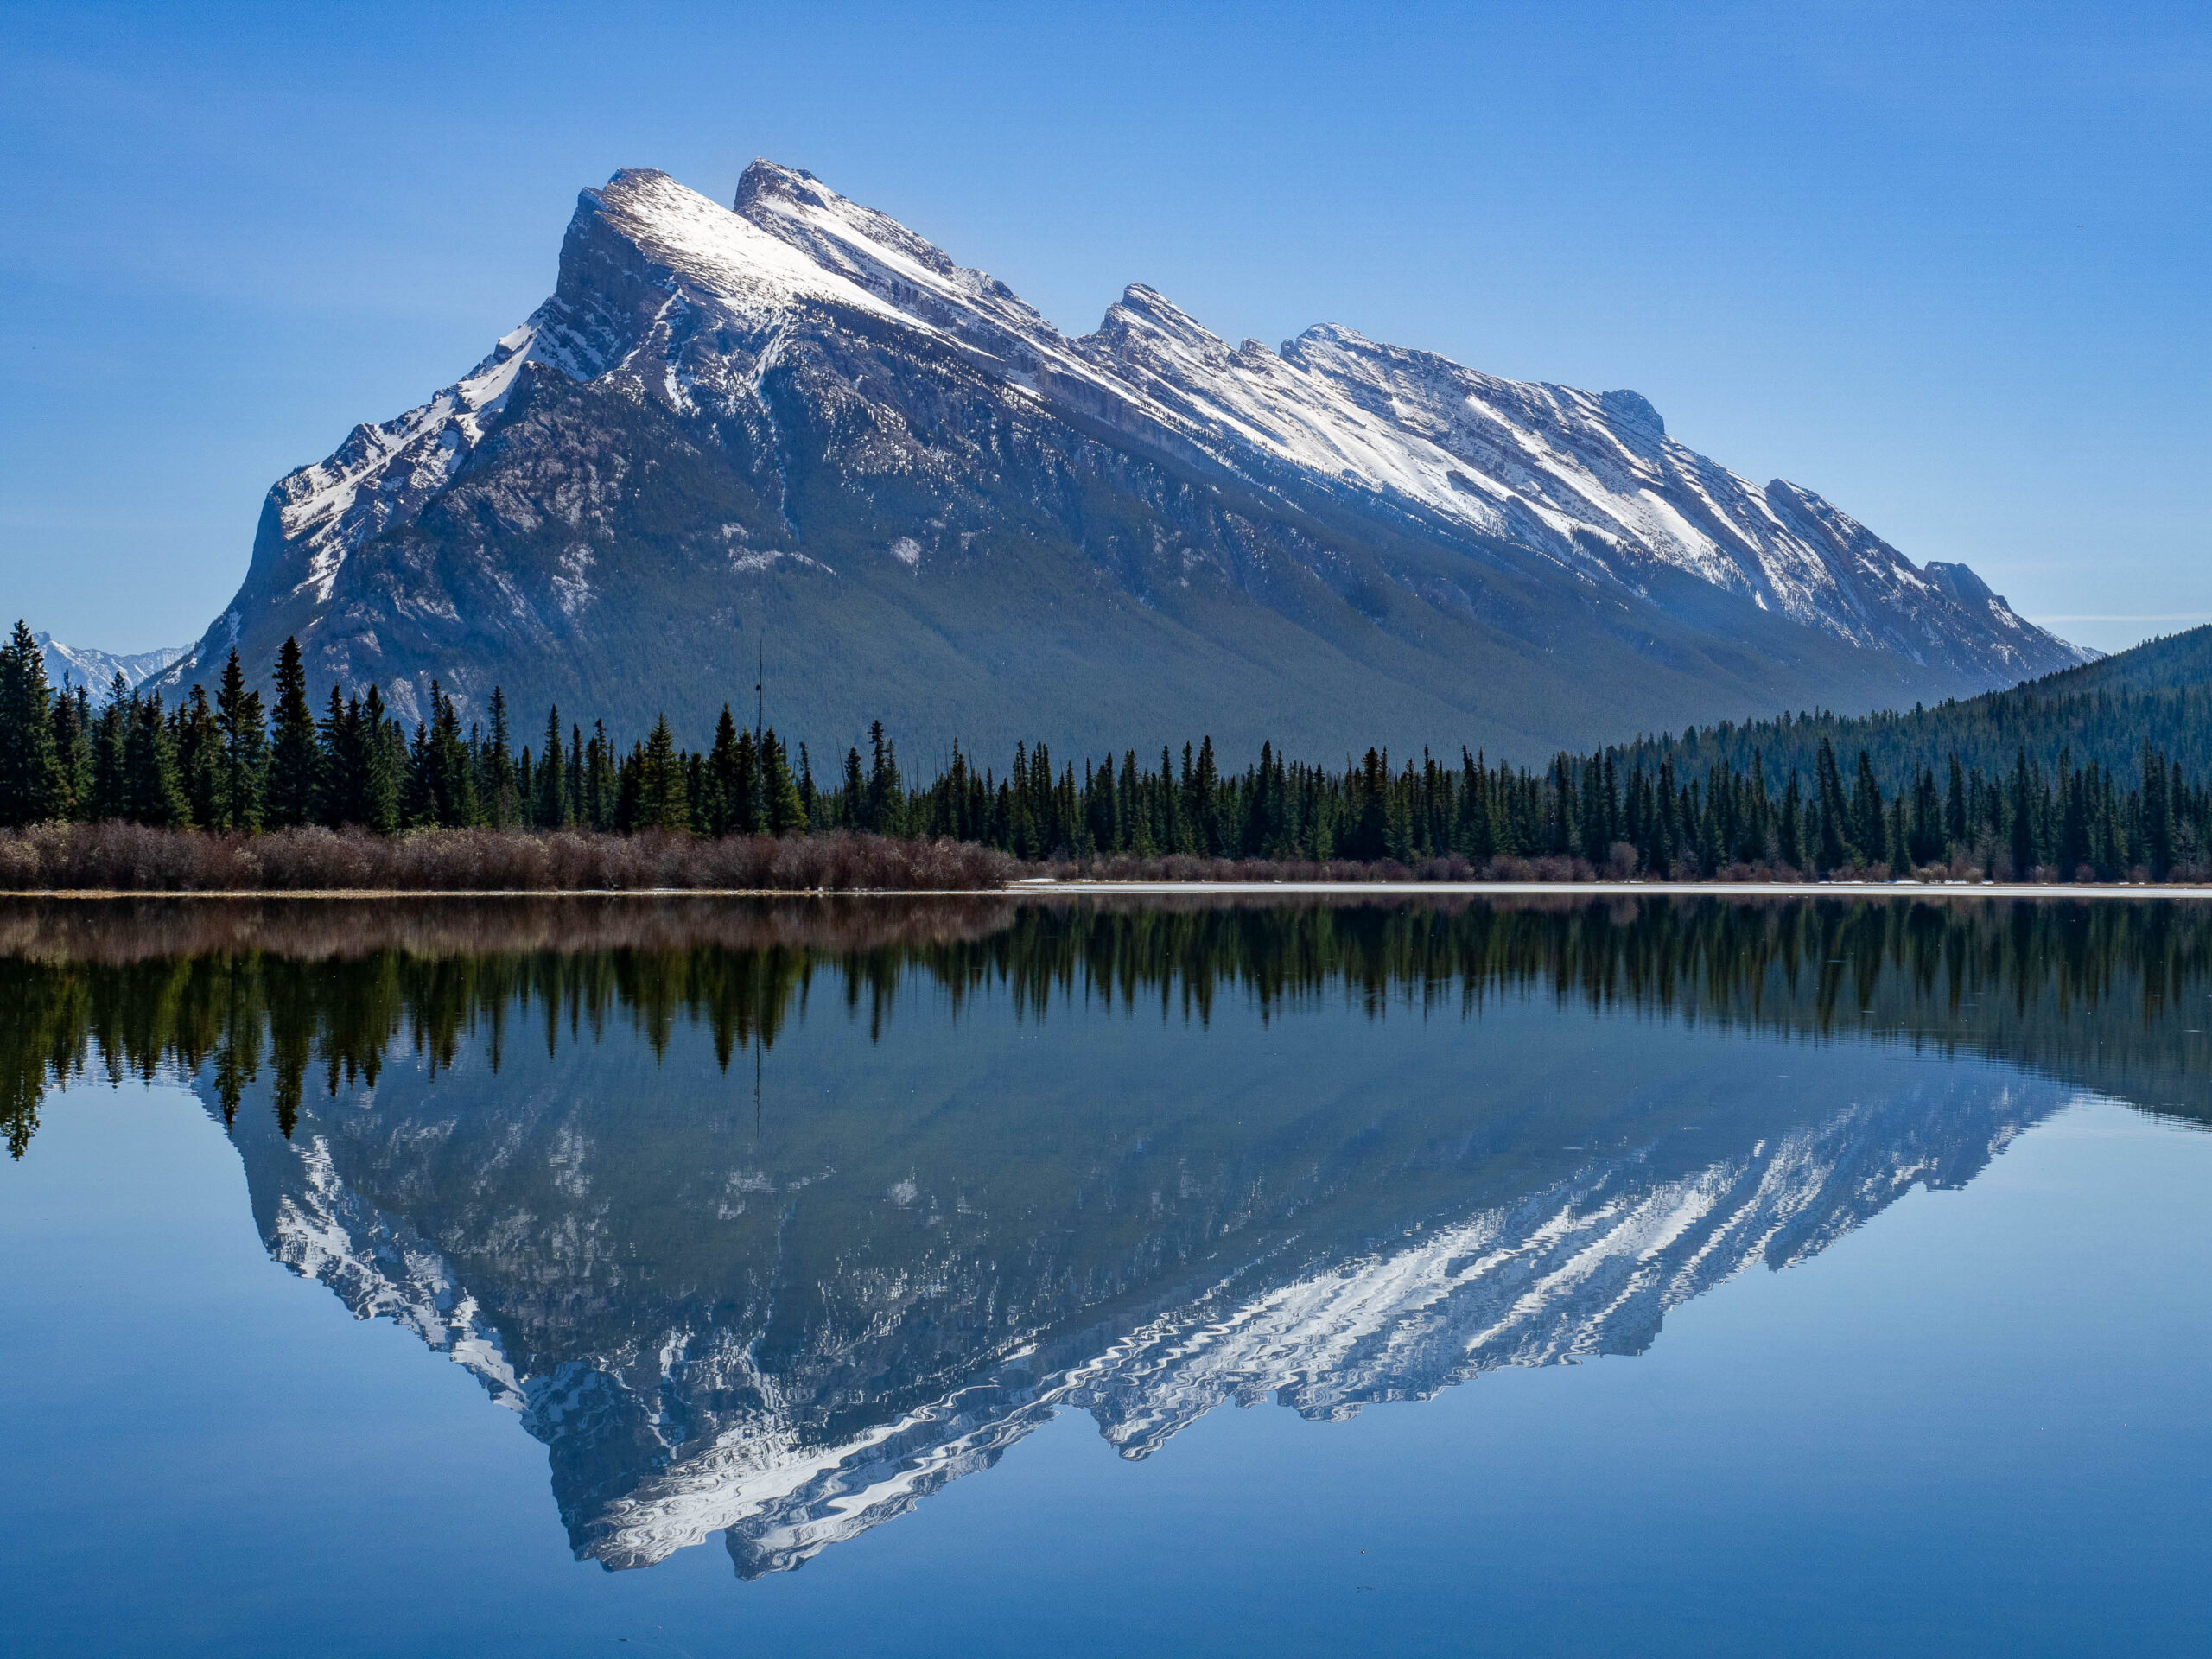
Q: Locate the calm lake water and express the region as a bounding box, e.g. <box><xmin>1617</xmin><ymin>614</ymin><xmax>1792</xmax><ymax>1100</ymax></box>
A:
<box><xmin>3</xmin><ymin>893</ymin><xmax>2209</xmax><ymax>1656</ymax></box>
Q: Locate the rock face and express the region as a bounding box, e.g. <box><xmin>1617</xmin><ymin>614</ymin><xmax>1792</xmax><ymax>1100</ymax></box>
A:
<box><xmin>158</xmin><ymin>163</ymin><xmax>2087</xmax><ymax>756</ymax></box>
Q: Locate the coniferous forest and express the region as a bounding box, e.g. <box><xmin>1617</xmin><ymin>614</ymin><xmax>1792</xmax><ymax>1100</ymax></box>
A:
<box><xmin>3</xmin><ymin>619</ymin><xmax>2211</xmax><ymax>886</ymax></box>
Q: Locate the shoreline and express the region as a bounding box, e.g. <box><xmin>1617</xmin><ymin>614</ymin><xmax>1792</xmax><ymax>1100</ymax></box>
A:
<box><xmin>6</xmin><ymin>879</ymin><xmax>2212</xmax><ymax>901</ymax></box>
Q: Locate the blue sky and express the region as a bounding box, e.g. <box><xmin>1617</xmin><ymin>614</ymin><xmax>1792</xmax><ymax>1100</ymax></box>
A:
<box><xmin>2</xmin><ymin>0</ymin><xmax>2205</xmax><ymax>655</ymax></box>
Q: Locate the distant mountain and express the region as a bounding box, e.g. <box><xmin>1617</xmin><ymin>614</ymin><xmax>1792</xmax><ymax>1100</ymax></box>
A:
<box><xmin>156</xmin><ymin>163</ymin><xmax>2087</xmax><ymax>760</ymax></box>
<box><xmin>1619</xmin><ymin>621</ymin><xmax>2212</xmax><ymax>788</ymax></box>
<box><xmin>35</xmin><ymin>632</ymin><xmax>187</xmax><ymax>704</ymax></box>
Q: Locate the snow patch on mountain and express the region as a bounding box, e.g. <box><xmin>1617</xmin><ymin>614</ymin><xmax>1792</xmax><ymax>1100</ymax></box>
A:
<box><xmin>178</xmin><ymin>156</ymin><xmax>2084</xmax><ymax>724</ymax></box>
<box><xmin>726</xmin><ymin>160</ymin><xmax>2077</xmax><ymax>675</ymax></box>
<box><xmin>35</xmin><ymin>633</ymin><xmax>188</xmax><ymax>702</ymax></box>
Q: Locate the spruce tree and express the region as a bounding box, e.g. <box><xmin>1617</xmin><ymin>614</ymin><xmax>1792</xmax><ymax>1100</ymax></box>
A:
<box><xmin>125</xmin><ymin>694</ymin><xmax>190</xmax><ymax>826</ymax></box>
<box><xmin>1814</xmin><ymin>741</ymin><xmax>1848</xmax><ymax>872</ymax></box>
<box><xmin>403</xmin><ymin>721</ymin><xmax>436</xmax><ymax>827</ymax></box>
<box><xmin>535</xmin><ymin>706</ymin><xmax>569</xmax><ymax>828</ymax></box>
<box><xmin>0</xmin><ymin>620</ymin><xmax>62</xmax><ymax>826</ymax></box>
<box><xmin>212</xmin><ymin>650</ymin><xmax>267</xmax><ymax>831</ymax></box>
<box><xmin>91</xmin><ymin>681</ymin><xmax>130</xmax><ymax>821</ymax></box>
<box><xmin>483</xmin><ymin>687</ymin><xmax>518</xmax><ymax>827</ymax></box>
<box><xmin>1778</xmin><ymin>774</ymin><xmax>1805</xmax><ymax>871</ymax></box>
<box><xmin>705</xmin><ymin>707</ymin><xmax>741</xmax><ymax>836</ymax></box>
<box><xmin>265</xmin><ymin>638</ymin><xmax>320</xmax><ymax>829</ymax></box>
<box><xmin>641</xmin><ymin>714</ymin><xmax>689</xmax><ymax>831</ymax></box>
<box><xmin>360</xmin><ymin>688</ymin><xmax>401</xmax><ymax>833</ymax></box>
<box><xmin>764</xmin><ymin>731</ymin><xmax>805</xmax><ymax>835</ymax></box>
<box><xmin>315</xmin><ymin>685</ymin><xmax>355</xmax><ymax>827</ymax></box>
<box><xmin>175</xmin><ymin>686</ymin><xmax>220</xmax><ymax>827</ymax></box>
<box><xmin>50</xmin><ymin>680</ymin><xmax>93</xmax><ymax>821</ymax></box>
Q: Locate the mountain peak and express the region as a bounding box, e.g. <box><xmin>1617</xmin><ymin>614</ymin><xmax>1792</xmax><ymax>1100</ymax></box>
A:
<box><xmin>162</xmin><ymin>157</ymin><xmax>2089</xmax><ymax>751</ymax></box>
<box><xmin>571</xmin><ymin>167</ymin><xmax>895</xmax><ymax>327</ymax></box>
<box><xmin>1598</xmin><ymin>388</ymin><xmax>1665</xmax><ymax>438</ymax></box>
<box><xmin>731</xmin><ymin>157</ymin><xmax>827</xmax><ymax>216</ymax></box>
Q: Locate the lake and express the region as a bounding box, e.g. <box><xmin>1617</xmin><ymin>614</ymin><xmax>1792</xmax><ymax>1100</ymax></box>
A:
<box><xmin>3</xmin><ymin>893</ymin><xmax>2209</xmax><ymax>1656</ymax></box>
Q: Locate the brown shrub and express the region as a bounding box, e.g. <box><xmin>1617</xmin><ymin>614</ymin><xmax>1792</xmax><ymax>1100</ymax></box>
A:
<box><xmin>0</xmin><ymin>824</ymin><xmax>1015</xmax><ymax>893</ymax></box>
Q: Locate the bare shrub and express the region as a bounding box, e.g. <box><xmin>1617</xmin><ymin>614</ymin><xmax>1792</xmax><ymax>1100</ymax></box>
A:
<box><xmin>0</xmin><ymin>824</ymin><xmax>1016</xmax><ymax>893</ymax></box>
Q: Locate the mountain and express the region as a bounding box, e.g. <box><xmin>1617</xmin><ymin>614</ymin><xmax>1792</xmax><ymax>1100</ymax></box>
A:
<box><xmin>168</xmin><ymin>899</ymin><xmax>2111</xmax><ymax>1580</ymax></box>
<box><xmin>156</xmin><ymin>163</ymin><xmax>2088</xmax><ymax>760</ymax></box>
<box><xmin>230</xmin><ymin>1052</ymin><xmax>2057</xmax><ymax>1579</ymax></box>
<box><xmin>35</xmin><ymin>632</ymin><xmax>187</xmax><ymax>703</ymax></box>
<box><xmin>14</xmin><ymin>893</ymin><xmax>2209</xmax><ymax>1577</ymax></box>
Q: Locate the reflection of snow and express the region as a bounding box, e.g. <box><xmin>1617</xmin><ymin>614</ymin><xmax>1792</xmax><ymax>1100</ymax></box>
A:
<box><xmin>259</xmin><ymin>1071</ymin><xmax>2063</xmax><ymax>1578</ymax></box>
<box><xmin>271</xmin><ymin>1137</ymin><xmax>525</xmax><ymax>1411</ymax></box>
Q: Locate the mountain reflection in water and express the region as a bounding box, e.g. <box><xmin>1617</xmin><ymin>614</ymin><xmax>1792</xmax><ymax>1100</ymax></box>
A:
<box><xmin>4</xmin><ymin>893</ymin><xmax>2209</xmax><ymax>1580</ymax></box>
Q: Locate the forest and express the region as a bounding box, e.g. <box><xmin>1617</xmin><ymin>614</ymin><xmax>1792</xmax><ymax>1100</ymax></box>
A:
<box><xmin>3</xmin><ymin>620</ymin><xmax>2211</xmax><ymax>884</ymax></box>
<box><xmin>8</xmin><ymin>891</ymin><xmax>2212</xmax><ymax>1160</ymax></box>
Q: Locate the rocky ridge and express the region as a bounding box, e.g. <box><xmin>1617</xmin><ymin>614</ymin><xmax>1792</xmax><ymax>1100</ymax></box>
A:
<box><xmin>157</xmin><ymin>163</ymin><xmax>2086</xmax><ymax>753</ymax></box>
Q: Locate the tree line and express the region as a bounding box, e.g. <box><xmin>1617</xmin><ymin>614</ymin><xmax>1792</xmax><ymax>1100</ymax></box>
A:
<box><xmin>1617</xmin><ymin>626</ymin><xmax>2212</xmax><ymax>792</ymax></box>
<box><xmin>10</xmin><ymin>892</ymin><xmax>2212</xmax><ymax>1160</ymax></box>
<box><xmin>3</xmin><ymin>620</ymin><xmax>2208</xmax><ymax>880</ymax></box>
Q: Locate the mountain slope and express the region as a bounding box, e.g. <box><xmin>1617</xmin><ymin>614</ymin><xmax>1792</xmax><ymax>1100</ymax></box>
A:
<box><xmin>156</xmin><ymin>164</ymin><xmax>2087</xmax><ymax>760</ymax></box>
<box><xmin>1620</xmin><ymin>621</ymin><xmax>2212</xmax><ymax>788</ymax></box>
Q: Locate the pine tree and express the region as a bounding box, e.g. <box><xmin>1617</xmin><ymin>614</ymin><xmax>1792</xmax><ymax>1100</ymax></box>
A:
<box><xmin>1848</xmin><ymin>751</ymin><xmax>1884</xmax><ymax>867</ymax></box>
<box><xmin>265</xmin><ymin>638</ymin><xmax>320</xmax><ymax>829</ymax></box>
<box><xmin>125</xmin><ymin>693</ymin><xmax>190</xmax><ymax>827</ymax></box>
<box><xmin>90</xmin><ymin>680</ymin><xmax>130</xmax><ymax>821</ymax></box>
<box><xmin>359</xmin><ymin>687</ymin><xmax>401</xmax><ymax>833</ymax></box>
<box><xmin>705</xmin><ymin>707</ymin><xmax>741</xmax><ymax>836</ymax></box>
<box><xmin>535</xmin><ymin>706</ymin><xmax>569</xmax><ymax>828</ymax></box>
<box><xmin>639</xmin><ymin>714</ymin><xmax>689</xmax><ymax>831</ymax></box>
<box><xmin>50</xmin><ymin>680</ymin><xmax>92</xmax><ymax>821</ymax></box>
<box><xmin>763</xmin><ymin>730</ymin><xmax>805</xmax><ymax>834</ymax></box>
<box><xmin>0</xmin><ymin>620</ymin><xmax>63</xmax><ymax>826</ymax></box>
<box><xmin>212</xmin><ymin>650</ymin><xmax>267</xmax><ymax>831</ymax></box>
<box><xmin>175</xmin><ymin>686</ymin><xmax>220</xmax><ymax>827</ymax></box>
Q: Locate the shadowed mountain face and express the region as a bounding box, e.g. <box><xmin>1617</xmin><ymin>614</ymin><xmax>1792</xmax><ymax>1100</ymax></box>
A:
<box><xmin>9</xmin><ymin>896</ymin><xmax>2207</xmax><ymax>1578</ymax></box>
<box><xmin>156</xmin><ymin>165</ymin><xmax>2083</xmax><ymax>760</ymax></box>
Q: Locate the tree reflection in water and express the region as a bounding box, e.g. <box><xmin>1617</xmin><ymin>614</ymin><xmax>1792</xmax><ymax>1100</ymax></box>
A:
<box><xmin>2</xmin><ymin>893</ymin><xmax>2206</xmax><ymax>1576</ymax></box>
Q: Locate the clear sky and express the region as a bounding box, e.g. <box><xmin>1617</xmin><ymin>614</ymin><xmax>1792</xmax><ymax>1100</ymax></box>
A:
<box><xmin>2</xmin><ymin>0</ymin><xmax>2205</xmax><ymax>657</ymax></box>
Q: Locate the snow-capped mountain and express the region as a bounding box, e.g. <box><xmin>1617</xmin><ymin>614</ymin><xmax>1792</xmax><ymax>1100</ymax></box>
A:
<box><xmin>35</xmin><ymin>632</ymin><xmax>188</xmax><ymax>703</ymax></box>
<box><xmin>226</xmin><ymin>1046</ymin><xmax>2069</xmax><ymax>1580</ymax></box>
<box><xmin>159</xmin><ymin>163</ymin><xmax>2087</xmax><ymax>755</ymax></box>
<box><xmin>200</xmin><ymin>933</ymin><xmax>2090</xmax><ymax>1585</ymax></box>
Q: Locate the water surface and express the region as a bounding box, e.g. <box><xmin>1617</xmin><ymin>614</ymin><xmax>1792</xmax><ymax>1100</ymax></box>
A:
<box><xmin>3</xmin><ymin>895</ymin><xmax>2209</xmax><ymax>1655</ymax></box>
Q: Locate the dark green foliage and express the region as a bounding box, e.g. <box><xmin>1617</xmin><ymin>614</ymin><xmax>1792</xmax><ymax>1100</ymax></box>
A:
<box><xmin>10</xmin><ymin>893</ymin><xmax>2212</xmax><ymax>1165</ymax></box>
<box><xmin>0</xmin><ymin>620</ymin><xmax>63</xmax><ymax>826</ymax></box>
<box><xmin>6</xmin><ymin>623</ymin><xmax>2211</xmax><ymax>882</ymax></box>
<box><xmin>212</xmin><ymin>650</ymin><xmax>266</xmax><ymax>832</ymax></box>
<box><xmin>639</xmin><ymin>715</ymin><xmax>689</xmax><ymax>833</ymax></box>
<box><xmin>265</xmin><ymin>638</ymin><xmax>320</xmax><ymax>830</ymax></box>
<box><xmin>535</xmin><ymin>706</ymin><xmax>569</xmax><ymax>829</ymax></box>
<box><xmin>1618</xmin><ymin>623</ymin><xmax>2212</xmax><ymax>795</ymax></box>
